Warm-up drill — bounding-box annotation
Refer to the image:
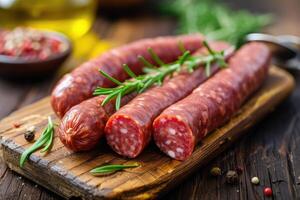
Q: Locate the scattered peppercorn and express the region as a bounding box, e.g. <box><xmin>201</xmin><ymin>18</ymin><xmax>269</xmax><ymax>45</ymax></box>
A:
<box><xmin>26</xmin><ymin>126</ymin><xmax>35</xmax><ymax>133</ymax></box>
<box><xmin>251</xmin><ymin>176</ymin><xmax>260</xmax><ymax>185</ymax></box>
<box><xmin>24</xmin><ymin>126</ymin><xmax>35</xmax><ymax>142</ymax></box>
<box><xmin>210</xmin><ymin>167</ymin><xmax>222</xmax><ymax>176</ymax></box>
<box><xmin>12</xmin><ymin>122</ymin><xmax>21</xmax><ymax>128</ymax></box>
<box><xmin>264</xmin><ymin>187</ymin><xmax>272</xmax><ymax>197</ymax></box>
<box><xmin>226</xmin><ymin>170</ymin><xmax>239</xmax><ymax>184</ymax></box>
<box><xmin>236</xmin><ymin>166</ymin><xmax>243</xmax><ymax>175</ymax></box>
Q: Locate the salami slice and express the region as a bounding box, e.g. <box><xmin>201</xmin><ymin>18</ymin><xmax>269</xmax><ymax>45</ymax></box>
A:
<box><xmin>104</xmin><ymin>42</ymin><xmax>232</xmax><ymax>158</ymax></box>
<box><xmin>51</xmin><ymin>34</ymin><xmax>204</xmax><ymax>118</ymax></box>
<box><xmin>153</xmin><ymin>42</ymin><xmax>271</xmax><ymax>160</ymax></box>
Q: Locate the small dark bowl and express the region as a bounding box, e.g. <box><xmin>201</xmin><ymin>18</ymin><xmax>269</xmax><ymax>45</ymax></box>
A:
<box><xmin>0</xmin><ymin>31</ymin><xmax>72</xmax><ymax>79</ymax></box>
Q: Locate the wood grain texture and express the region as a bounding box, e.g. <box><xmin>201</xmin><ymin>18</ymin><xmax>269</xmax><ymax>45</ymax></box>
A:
<box><xmin>0</xmin><ymin>66</ymin><xmax>294</xmax><ymax>199</ymax></box>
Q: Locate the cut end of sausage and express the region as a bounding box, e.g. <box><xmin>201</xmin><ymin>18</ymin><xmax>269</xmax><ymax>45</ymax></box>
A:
<box><xmin>153</xmin><ymin>115</ymin><xmax>195</xmax><ymax>161</ymax></box>
<box><xmin>105</xmin><ymin>115</ymin><xmax>145</xmax><ymax>158</ymax></box>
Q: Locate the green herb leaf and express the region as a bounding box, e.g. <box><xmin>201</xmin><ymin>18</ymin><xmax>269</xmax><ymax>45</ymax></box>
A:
<box><xmin>138</xmin><ymin>55</ymin><xmax>155</xmax><ymax>68</ymax></box>
<box><xmin>178</xmin><ymin>51</ymin><xmax>191</xmax><ymax>65</ymax></box>
<box><xmin>123</xmin><ymin>64</ymin><xmax>137</xmax><ymax>78</ymax></box>
<box><xmin>148</xmin><ymin>48</ymin><xmax>165</xmax><ymax>66</ymax></box>
<box><xmin>115</xmin><ymin>92</ymin><xmax>122</xmax><ymax>110</ymax></box>
<box><xmin>99</xmin><ymin>70</ymin><xmax>123</xmax><ymax>86</ymax></box>
<box><xmin>90</xmin><ymin>163</ymin><xmax>140</xmax><ymax>175</ymax></box>
<box><xmin>159</xmin><ymin>0</ymin><xmax>272</xmax><ymax>46</ymax></box>
<box><xmin>178</xmin><ymin>41</ymin><xmax>187</xmax><ymax>53</ymax></box>
<box><xmin>19</xmin><ymin>117</ymin><xmax>54</xmax><ymax>167</ymax></box>
<box><xmin>205</xmin><ymin>61</ymin><xmax>211</xmax><ymax>77</ymax></box>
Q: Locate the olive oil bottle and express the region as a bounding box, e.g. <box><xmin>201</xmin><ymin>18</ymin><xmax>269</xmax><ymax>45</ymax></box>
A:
<box><xmin>0</xmin><ymin>0</ymin><xmax>97</xmax><ymax>40</ymax></box>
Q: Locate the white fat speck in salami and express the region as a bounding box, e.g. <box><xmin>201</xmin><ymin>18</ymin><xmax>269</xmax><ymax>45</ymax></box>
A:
<box><xmin>168</xmin><ymin>128</ymin><xmax>176</xmax><ymax>135</ymax></box>
<box><xmin>167</xmin><ymin>150</ymin><xmax>176</xmax><ymax>158</ymax></box>
<box><xmin>120</xmin><ymin>128</ymin><xmax>128</xmax><ymax>134</ymax></box>
<box><xmin>176</xmin><ymin>147</ymin><xmax>184</xmax><ymax>153</ymax></box>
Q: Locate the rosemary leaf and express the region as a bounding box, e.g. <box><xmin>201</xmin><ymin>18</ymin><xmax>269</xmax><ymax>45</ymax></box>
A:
<box><xmin>123</xmin><ymin>64</ymin><xmax>137</xmax><ymax>78</ymax></box>
<box><xmin>178</xmin><ymin>41</ymin><xmax>187</xmax><ymax>53</ymax></box>
<box><xmin>19</xmin><ymin>117</ymin><xmax>54</xmax><ymax>167</ymax></box>
<box><xmin>205</xmin><ymin>61</ymin><xmax>211</xmax><ymax>77</ymax></box>
<box><xmin>90</xmin><ymin>163</ymin><xmax>140</xmax><ymax>175</ymax></box>
<box><xmin>179</xmin><ymin>51</ymin><xmax>191</xmax><ymax>65</ymax></box>
<box><xmin>40</xmin><ymin>118</ymin><xmax>54</xmax><ymax>153</ymax></box>
<box><xmin>93</xmin><ymin>88</ymin><xmax>116</xmax><ymax>95</ymax></box>
<box><xmin>115</xmin><ymin>92</ymin><xmax>122</xmax><ymax>110</ymax></box>
<box><xmin>101</xmin><ymin>90</ymin><xmax>121</xmax><ymax>106</ymax></box>
<box><xmin>138</xmin><ymin>55</ymin><xmax>155</xmax><ymax>68</ymax></box>
<box><xmin>148</xmin><ymin>48</ymin><xmax>165</xmax><ymax>66</ymax></box>
<box><xmin>99</xmin><ymin>70</ymin><xmax>123</xmax><ymax>86</ymax></box>
<box><xmin>143</xmin><ymin>67</ymin><xmax>158</xmax><ymax>74</ymax></box>
<box><xmin>138</xmin><ymin>78</ymin><xmax>155</xmax><ymax>93</ymax></box>
<box><xmin>203</xmin><ymin>41</ymin><xmax>215</xmax><ymax>55</ymax></box>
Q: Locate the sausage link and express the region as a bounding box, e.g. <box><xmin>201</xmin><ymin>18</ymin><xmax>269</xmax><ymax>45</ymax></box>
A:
<box><xmin>104</xmin><ymin>42</ymin><xmax>231</xmax><ymax>158</ymax></box>
<box><xmin>58</xmin><ymin>93</ymin><xmax>136</xmax><ymax>151</ymax></box>
<box><xmin>51</xmin><ymin>34</ymin><xmax>204</xmax><ymax>118</ymax></box>
<box><xmin>153</xmin><ymin>42</ymin><xmax>271</xmax><ymax>160</ymax></box>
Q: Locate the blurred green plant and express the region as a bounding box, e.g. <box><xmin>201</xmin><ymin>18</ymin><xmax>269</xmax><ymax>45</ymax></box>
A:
<box><xmin>160</xmin><ymin>0</ymin><xmax>272</xmax><ymax>46</ymax></box>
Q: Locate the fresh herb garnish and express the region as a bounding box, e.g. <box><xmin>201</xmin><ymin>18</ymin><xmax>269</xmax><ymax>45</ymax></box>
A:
<box><xmin>94</xmin><ymin>41</ymin><xmax>228</xmax><ymax>110</ymax></box>
<box><xmin>90</xmin><ymin>163</ymin><xmax>140</xmax><ymax>175</ymax></box>
<box><xmin>159</xmin><ymin>0</ymin><xmax>272</xmax><ymax>46</ymax></box>
<box><xmin>19</xmin><ymin>116</ymin><xmax>54</xmax><ymax>167</ymax></box>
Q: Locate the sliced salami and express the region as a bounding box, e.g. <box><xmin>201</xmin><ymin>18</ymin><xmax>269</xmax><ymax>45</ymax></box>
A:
<box><xmin>153</xmin><ymin>42</ymin><xmax>271</xmax><ymax>160</ymax></box>
<box><xmin>105</xmin><ymin>42</ymin><xmax>232</xmax><ymax>158</ymax></box>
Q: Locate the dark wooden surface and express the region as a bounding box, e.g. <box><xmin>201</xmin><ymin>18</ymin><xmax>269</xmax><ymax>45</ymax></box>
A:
<box><xmin>0</xmin><ymin>67</ymin><xmax>294</xmax><ymax>199</ymax></box>
<box><xmin>0</xmin><ymin>0</ymin><xmax>299</xmax><ymax>199</ymax></box>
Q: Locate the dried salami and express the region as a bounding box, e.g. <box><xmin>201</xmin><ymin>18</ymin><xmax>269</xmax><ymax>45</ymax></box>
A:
<box><xmin>51</xmin><ymin>35</ymin><xmax>204</xmax><ymax>118</ymax></box>
<box><xmin>153</xmin><ymin>42</ymin><xmax>271</xmax><ymax>160</ymax></box>
<box><xmin>105</xmin><ymin>42</ymin><xmax>231</xmax><ymax>158</ymax></box>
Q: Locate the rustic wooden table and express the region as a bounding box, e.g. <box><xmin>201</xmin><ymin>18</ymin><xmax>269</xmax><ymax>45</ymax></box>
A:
<box><xmin>1</xmin><ymin>0</ymin><xmax>300</xmax><ymax>199</ymax></box>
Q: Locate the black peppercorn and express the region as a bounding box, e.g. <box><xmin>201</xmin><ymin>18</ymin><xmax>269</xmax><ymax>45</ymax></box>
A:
<box><xmin>210</xmin><ymin>167</ymin><xmax>222</xmax><ymax>176</ymax></box>
<box><xmin>24</xmin><ymin>126</ymin><xmax>35</xmax><ymax>142</ymax></box>
<box><xmin>226</xmin><ymin>170</ymin><xmax>239</xmax><ymax>184</ymax></box>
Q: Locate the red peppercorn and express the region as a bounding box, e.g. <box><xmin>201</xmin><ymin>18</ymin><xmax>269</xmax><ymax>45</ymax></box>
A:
<box><xmin>264</xmin><ymin>187</ymin><xmax>272</xmax><ymax>197</ymax></box>
<box><xmin>12</xmin><ymin>122</ymin><xmax>21</xmax><ymax>128</ymax></box>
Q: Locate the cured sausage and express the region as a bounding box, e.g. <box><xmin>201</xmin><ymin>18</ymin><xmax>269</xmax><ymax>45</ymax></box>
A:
<box><xmin>58</xmin><ymin>93</ymin><xmax>136</xmax><ymax>151</ymax></box>
<box><xmin>153</xmin><ymin>42</ymin><xmax>271</xmax><ymax>160</ymax></box>
<box><xmin>104</xmin><ymin>42</ymin><xmax>232</xmax><ymax>158</ymax></box>
<box><xmin>51</xmin><ymin>34</ymin><xmax>204</xmax><ymax>118</ymax></box>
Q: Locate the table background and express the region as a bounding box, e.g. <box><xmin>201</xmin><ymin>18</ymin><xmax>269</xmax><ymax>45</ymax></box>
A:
<box><xmin>1</xmin><ymin>0</ymin><xmax>300</xmax><ymax>199</ymax></box>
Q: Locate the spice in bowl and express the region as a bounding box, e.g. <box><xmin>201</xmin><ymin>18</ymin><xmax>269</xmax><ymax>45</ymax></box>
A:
<box><xmin>0</xmin><ymin>28</ymin><xmax>68</xmax><ymax>60</ymax></box>
<box><xmin>0</xmin><ymin>27</ymin><xmax>71</xmax><ymax>78</ymax></box>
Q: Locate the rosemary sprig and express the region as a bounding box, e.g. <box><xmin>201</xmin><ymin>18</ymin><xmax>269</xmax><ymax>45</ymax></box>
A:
<box><xmin>19</xmin><ymin>116</ymin><xmax>54</xmax><ymax>167</ymax></box>
<box><xmin>90</xmin><ymin>163</ymin><xmax>140</xmax><ymax>175</ymax></box>
<box><xmin>93</xmin><ymin>41</ymin><xmax>227</xmax><ymax>110</ymax></box>
<box><xmin>159</xmin><ymin>0</ymin><xmax>271</xmax><ymax>46</ymax></box>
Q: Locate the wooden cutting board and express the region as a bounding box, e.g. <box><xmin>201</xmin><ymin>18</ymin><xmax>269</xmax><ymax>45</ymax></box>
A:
<box><xmin>0</xmin><ymin>66</ymin><xmax>295</xmax><ymax>200</ymax></box>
